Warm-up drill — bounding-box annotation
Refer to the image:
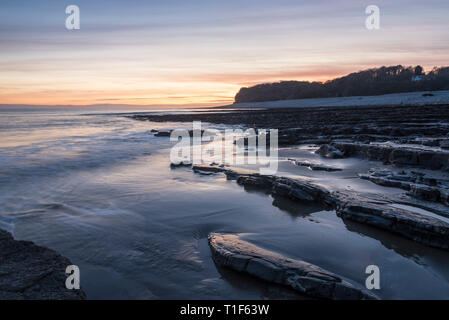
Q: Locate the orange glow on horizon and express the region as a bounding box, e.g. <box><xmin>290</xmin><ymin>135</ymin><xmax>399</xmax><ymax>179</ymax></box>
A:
<box><xmin>1</xmin><ymin>1</ymin><xmax>448</xmax><ymax>107</ymax></box>
<box><xmin>0</xmin><ymin>70</ymin><xmax>354</xmax><ymax>107</ymax></box>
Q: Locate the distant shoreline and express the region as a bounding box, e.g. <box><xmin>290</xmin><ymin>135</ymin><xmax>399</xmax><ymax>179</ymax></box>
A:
<box><xmin>220</xmin><ymin>90</ymin><xmax>449</xmax><ymax>109</ymax></box>
<box><xmin>3</xmin><ymin>90</ymin><xmax>449</xmax><ymax>111</ymax></box>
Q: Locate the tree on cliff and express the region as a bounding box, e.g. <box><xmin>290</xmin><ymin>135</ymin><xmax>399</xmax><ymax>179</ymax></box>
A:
<box><xmin>234</xmin><ymin>65</ymin><xmax>449</xmax><ymax>103</ymax></box>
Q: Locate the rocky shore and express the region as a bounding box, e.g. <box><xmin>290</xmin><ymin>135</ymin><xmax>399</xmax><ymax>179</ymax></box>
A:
<box><xmin>193</xmin><ymin>164</ymin><xmax>449</xmax><ymax>250</ymax></box>
<box><xmin>133</xmin><ymin>104</ymin><xmax>449</xmax><ymax>238</ymax></box>
<box><xmin>131</xmin><ymin>104</ymin><xmax>449</xmax><ymax>299</ymax></box>
<box><xmin>0</xmin><ymin>229</ymin><xmax>86</xmax><ymax>300</ymax></box>
<box><xmin>130</xmin><ymin>104</ymin><xmax>449</xmax><ymax>148</ymax></box>
<box><xmin>209</xmin><ymin>233</ymin><xmax>377</xmax><ymax>300</ymax></box>
<box><xmin>135</xmin><ymin>104</ymin><xmax>449</xmax><ymax>212</ymax></box>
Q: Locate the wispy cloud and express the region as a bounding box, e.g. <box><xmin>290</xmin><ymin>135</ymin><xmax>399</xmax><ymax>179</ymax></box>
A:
<box><xmin>0</xmin><ymin>0</ymin><xmax>448</xmax><ymax>105</ymax></box>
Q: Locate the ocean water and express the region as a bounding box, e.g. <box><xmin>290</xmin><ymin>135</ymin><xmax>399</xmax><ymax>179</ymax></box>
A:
<box><xmin>1</xmin><ymin>107</ymin><xmax>449</xmax><ymax>299</ymax></box>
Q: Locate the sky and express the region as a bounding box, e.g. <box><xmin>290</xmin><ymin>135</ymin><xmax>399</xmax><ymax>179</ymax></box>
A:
<box><xmin>0</xmin><ymin>0</ymin><xmax>448</xmax><ymax>107</ymax></box>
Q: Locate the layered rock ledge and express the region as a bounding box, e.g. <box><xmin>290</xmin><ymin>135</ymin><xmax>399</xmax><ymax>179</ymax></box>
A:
<box><xmin>209</xmin><ymin>233</ymin><xmax>377</xmax><ymax>300</ymax></box>
<box><xmin>321</xmin><ymin>142</ymin><xmax>449</xmax><ymax>171</ymax></box>
<box><xmin>358</xmin><ymin>168</ymin><xmax>449</xmax><ymax>207</ymax></box>
<box><xmin>193</xmin><ymin>164</ymin><xmax>449</xmax><ymax>250</ymax></box>
<box><xmin>0</xmin><ymin>229</ymin><xmax>86</xmax><ymax>300</ymax></box>
<box><xmin>288</xmin><ymin>158</ymin><xmax>342</xmax><ymax>171</ymax></box>
<box><xmin>336</xmin><ymin>201</ymin><xmax>449</xmax><ymax>250</ymax></box>
<box><xmin>130</xmin><ymin>104</ymin><xmax>449</xmax><ymax>148</ymax></box>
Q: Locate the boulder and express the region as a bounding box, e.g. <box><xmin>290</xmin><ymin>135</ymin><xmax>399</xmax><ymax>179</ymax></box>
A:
<box><xmin>208</xmin><ymin>233</ymin><xmax>377</xmax><ymax>300</ymax></box>
<box><xmin>0</xmin><ymin>229</ymin><xmax>86</xmax><ymax>300</ymax></box>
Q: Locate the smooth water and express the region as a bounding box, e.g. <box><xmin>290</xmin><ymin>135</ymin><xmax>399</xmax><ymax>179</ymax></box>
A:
<box><xmin>1</xmin><ymin>107</ymin><xmax>449</xmax><ymax>299</ymax></box>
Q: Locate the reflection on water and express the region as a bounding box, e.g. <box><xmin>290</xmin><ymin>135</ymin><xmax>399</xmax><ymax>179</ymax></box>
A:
<box><xmin>271</xmin><ymin>195</ymin><xmax>327</xmax><ymax>218</ymax></box>
<box><xmin>1</xmin><ymin>108</ymin><xmax>449</xmax><ymax>299</ymax></box>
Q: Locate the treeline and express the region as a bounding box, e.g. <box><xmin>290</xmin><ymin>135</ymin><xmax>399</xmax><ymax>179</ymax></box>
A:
<box><xmin>234</xmin><ymin>65</ymin><xmax>449</xmax><ymax>103</ymax></box>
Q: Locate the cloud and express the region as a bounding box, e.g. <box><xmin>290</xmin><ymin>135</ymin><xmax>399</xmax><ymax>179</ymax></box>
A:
<box><xmin>0</xmin><ymin>0</ymin><xmax>448</xmax><ymax>105</ymax></box>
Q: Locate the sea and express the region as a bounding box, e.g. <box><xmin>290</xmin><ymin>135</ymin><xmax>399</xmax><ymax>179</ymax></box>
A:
<box><xmin>1</xmin><ymin>106</ymin><xmax>449</xmax><ymax>299</ymax></box>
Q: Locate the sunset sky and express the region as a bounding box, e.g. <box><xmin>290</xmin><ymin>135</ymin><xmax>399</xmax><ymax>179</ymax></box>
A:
<box><xmin>1</xmin><ymin>0</ymin><xmax>448</xmax><ymax>107</ymax></box>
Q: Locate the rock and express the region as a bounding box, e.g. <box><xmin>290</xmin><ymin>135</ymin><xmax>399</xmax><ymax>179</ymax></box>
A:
<box><xmin>192</xmin><ymin>164</ymin><xmax>254</xmax><ymax>180</ymax></box>
<box><xmin>359</xmin><ymin>173</ymin><xmax>409</xmax><ymax>189</ymax></box>
<box><xmin>440</xmin><ymin>140</ymin><xmax>449</xmax><ymax>150</ymax></box>
<box><xmin>358</xmin><ymin>168</ymin><xmax>449</xmax><ymax>206</ymax></box>
<box><xmin>154</xmin><ymin>129</ymin><xmax>208</xmax><ymax>138</ymax></box>
<box><xmin>441</xmin><ymin>190</ymin><xmax>449</xmax><ymax>206</ymax></box>
<box><xmin>170</xmin><ymin>161</ymin><xmax>192</xmax><ymax>168</ymax></box>
<box><xmin>330</xmin><ymin>142</ymin><xmax>449</xmax><ymax>171</ymax></box>
<box><xmin>237</xmin><ymin>172</ymin><xmax>329</xmax><ymax>203</ymax></box>
<box><xmin>192</xmin><ymin>164</ymin><xmax>230</xmax><ymax>175</ymax></box>
<box><xmin>272</xmin><ymin>181</ymin><xmax>317</xmax><ymax>202</ymax></box>
<box><xmin>208</xmin><ymin>233</ymin><xmax>377</xmax><ymax>300</ymax></box>
<box><xmin>289</xmin><ymin>159</ymin><xmax>342</xmax><ymax>171</ymax></box>
<box><xmin>154</xmin><ymin>130</ymin><xmax>172</xmax><ymax>137</ymax></box>
<box><xmin>408</xmin><ymin>184</ymin><xmax>441</xmax><ymax>202</ymax></box>
<box><xmin>236</xmin><ymin>175</ymin><xmax>273</xmax><ymax>189</ymax></box>
<box><xmin>271</xmin><ymin>182</ymin><xmax>293</xmax><ymax>197</ymax></box>
<box><xmin>0</xmin><ymin>229</ymin><xmax>86</xmax><ymax>300</ymax></box>
<box><xmin>130</xmin><ymin>105</ymin><xmax>449</xmax><ymax>149</ymax></box>
<box><xmin>193</xmin><ymin>165</ymin><xmax>331</xmax><ymax>204</ymax></box>
<box><xmin>288</xmin><ymin>186</ymin><xmax>318</xmax><ymax>201</ymax></box>
<box><xmin>315</xmin><ymin>144</ymin><xmax>344</xmax><ymax>159</ymax></box>
<box><xmin>336</xmin><ymin>201</ymin><xmax>449</xmax><ymax>250</ymax></box>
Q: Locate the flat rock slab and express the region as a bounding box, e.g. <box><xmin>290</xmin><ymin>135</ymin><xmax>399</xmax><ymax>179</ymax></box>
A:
<box><xmin>336</xmin><ymin>200</ymin><xmax>449</xmax><ymax>250</ymax></box>
<box><xmin>288</xmin><ymin>158</ymin><xmax>342</xmax><ymax>171</ymax></box>
<box><xmin>0</xmin><ymin>229</ymin><xmax>86</xmax><ymax>300</ymax></box>
<box><xmin>208</xmin><ymin>233</ymin><xmax>377</xmax><ymax>300</ymax></box>
<box><xmin>330</xmin><ymin>142</ymin><xmax>449</xmax><ymax>171</ymax></box>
